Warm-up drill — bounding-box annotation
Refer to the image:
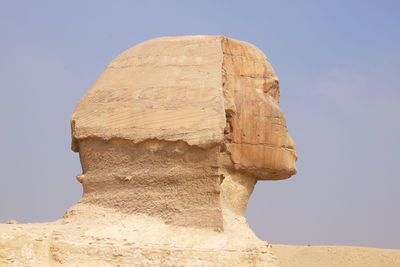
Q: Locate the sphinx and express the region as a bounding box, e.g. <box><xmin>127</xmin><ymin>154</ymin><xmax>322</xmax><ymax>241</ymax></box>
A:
<box><xmin>0</xmin><ymin>36</ymin><xmax>297</xmax><ymax>266</ymax></box>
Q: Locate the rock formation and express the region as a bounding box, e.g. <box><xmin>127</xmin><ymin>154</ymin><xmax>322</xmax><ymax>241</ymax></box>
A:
<box><xmin>0</xmin><ymin>36</ymin><xmax>297</xmax><ymax>266</ymax></box>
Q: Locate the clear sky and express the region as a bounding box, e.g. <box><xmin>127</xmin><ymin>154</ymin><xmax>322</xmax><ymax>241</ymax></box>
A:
<box><xmin>1</xmin><ymin>0</ymin><xmax>399</xmax><ymax>249</ymax></box>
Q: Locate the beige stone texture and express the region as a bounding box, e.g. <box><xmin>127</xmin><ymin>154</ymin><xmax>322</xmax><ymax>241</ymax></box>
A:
<box><xmin>0</xmin><ymin>35</ymin><xmax>299</xmax><ymax>266</ymax></box>
<box><xmin>71</xmin><ymin>36</ymin><xmax>226</xmax><ymax>150</ymax></box>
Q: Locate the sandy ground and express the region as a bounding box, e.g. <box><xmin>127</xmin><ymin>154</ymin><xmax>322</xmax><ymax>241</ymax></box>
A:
<box><xmin>272</xmin><ymin>244</ymin><xmax>400</xmax><ymax>267</ymax></box>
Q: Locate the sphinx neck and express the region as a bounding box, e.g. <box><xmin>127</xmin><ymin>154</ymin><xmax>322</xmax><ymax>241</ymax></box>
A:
<box><xmin>75</xmin><ymin>138</ymin><xmax>256</xmax><ymax>233</ymax></box>
<box><xmin>76</xmin><ymin>138</ymin><xmax>224</xmax><ymax>231</ymax></box>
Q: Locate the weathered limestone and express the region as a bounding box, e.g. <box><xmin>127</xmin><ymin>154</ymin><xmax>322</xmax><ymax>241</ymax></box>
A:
<box><xmin>71</xmin><ymin>36</ymin><xmax>226</xmax><ymax>149</ymax></box>
<box><xmin>0</xmin><ymin>36</ymin><xmax>297</xmax><ymax>266</ymax></box>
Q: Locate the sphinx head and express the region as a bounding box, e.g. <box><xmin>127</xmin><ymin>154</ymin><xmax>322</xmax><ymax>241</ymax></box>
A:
<box><xmin>71</xmin><ymin>36</ymin><xmax>297</xmax><ymax>230</ymax></box>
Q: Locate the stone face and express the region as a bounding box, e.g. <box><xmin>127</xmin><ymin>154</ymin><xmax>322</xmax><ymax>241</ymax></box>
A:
<box><xmin>221</xmin><ymin>37</ymin><xmax>297</xmax><ymax>180</ymax></box>
<box><xmin>0</xmin><ymin>36</ymin><xmax>297</xmax><ymax>266</ymax></box>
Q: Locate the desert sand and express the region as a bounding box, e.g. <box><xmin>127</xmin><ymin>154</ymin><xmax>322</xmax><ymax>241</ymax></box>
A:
<box><xmin>272</xmin><ymin>244</ymin><xmax>400</xmax><ymax>267</ymax></box>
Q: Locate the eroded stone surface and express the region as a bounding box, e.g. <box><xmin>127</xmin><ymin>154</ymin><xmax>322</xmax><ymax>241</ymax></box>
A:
<box><xmin>0</xmin><ymin>35</ymin><xmax>297</xmax><ymax>266</ymax></box>
<box><xmin>71</xmin><ymin>36</ymin><xmax>226</xmax><ymax>150</ymax></box>
<box><xmin>78</xmin><ymin>138</ymin><xmax>223</xmax><ymax>231</ymax></box>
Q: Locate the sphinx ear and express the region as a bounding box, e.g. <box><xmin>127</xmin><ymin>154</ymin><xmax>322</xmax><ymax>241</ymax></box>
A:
<box><xmin>70</xmin><ymin>119</ymin><xmax>79</xmax><ymax>152</ymax></box>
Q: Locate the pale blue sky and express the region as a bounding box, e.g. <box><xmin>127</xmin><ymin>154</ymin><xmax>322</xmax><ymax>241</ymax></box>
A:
<box><xmin>1</xmin><ymin>1</ymin><xmax>399</xmax><ymax>249</ymax></box>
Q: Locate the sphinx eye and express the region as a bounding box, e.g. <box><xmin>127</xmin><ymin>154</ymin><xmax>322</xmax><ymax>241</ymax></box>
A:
<box><xmin>263</xmin><ymin>79</ymin><xmax>280</xmax><ymax>101</ymax></box>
